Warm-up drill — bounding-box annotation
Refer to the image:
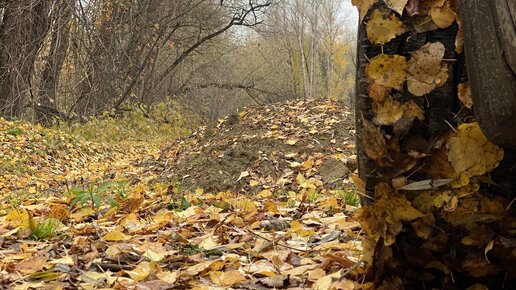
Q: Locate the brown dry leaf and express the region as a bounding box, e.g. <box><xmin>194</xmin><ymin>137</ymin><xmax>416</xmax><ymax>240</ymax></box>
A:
<box><xmin>366</xmin><ymin>54</ymin><xmax>407</xmax><ymax>90</ymax></box>
<box><xmin>361</xmin><ymin>117</ymin><xmax>387</xmax><ymax>161</ymax></box>
<box><xmin>455</xmin><ymin>17</ymin><xmax>464</xmax><ymax>53</ymax></box>
<box><xmin>446</xmin><ymin>122</ymin><xmax>504</xmax><ymax>179</ymax></box>
<box><xmin>352</xmin><ymin>0</ymin><xmax>377</xmax><ymax>22</ymax></box>
<box><xmin>367</xmin><ymin>9</ymin><xmax>406</xmax><ymax>45</ymax></box>
<box><xmin>368</xmin><ymin>82</ymin><xmax>389</xmax><ymax>102</ymax></box>
<box><xmin>407</xmin><ymin>68</ymin><xmax>448</xmax><ymax>96</ymax></box>
<box><xmin>407</xmin><ymin>42</ymin><xmax>448</xmax><ymax>96</ymax></box>
<box><xmin>48</xmin><ymin>205</ymin><xmax>70</xmax><ymax>223</ymax></box>
<box><xmin>408</xmin><ymin>42</ymin><xmax>445</xmax><ymax>76</ymax></box>
<box><xmin>424</xmin><ymin>146</ymin><xmax>456</xmax><ymax>179</ymax></box>
<box><xmin>385</xmin><ymin>0</ymin><xmax>409</xmax><ymax>15</ymax></box>
<box><xmin>429</xmin><ymin>1</ymin><xmax>456</xmax><ymax>28</ymax></box>
<box><xmin>351</xmin><ymin>174</ymin><xmax>366</xmax><ymax>194</ymax></box>
<box><xmin>15</xmin><ymin>254</ymin><xmax>48</xmax><ymax>275</ymax></box>
<box><xmin>355</xmin><ymin>183</ymin><xmax>424</xmax><ymax>245</ymax></box>
<box><xmin>458</xmin><ymin>82</ymin><xmax>473</xmax><ymax>109</ymax></box>
<box><xmin>121</xmin><ymin>194</ymin><xmax>144</xmax><ymax>213</ymax></box>
<box><xmin>373</xmin><ymin>95</ymin><xmax>424</xmax><ymax>125</ymax></box>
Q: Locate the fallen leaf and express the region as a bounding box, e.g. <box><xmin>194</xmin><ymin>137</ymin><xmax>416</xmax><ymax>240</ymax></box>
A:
<box><xmin>102</xmin><ymin>229</ymin><xmax>130</xmax><ymax>241</ymax></box>
<box><xmin>125</xmin><ymin>261</ymin><xmax>155</xmax><ymax>282</ymax></box>
<box><xmin>352</xmin><ymin>0</ymin><xmax>377</xmax><ymax>22</ymax></box>
<box><xmin>429</xmin><ymin>1</ymin><xmax>456</xmax><ymax>28</ymax></box>
<box><xmin>361</xmin><ymin>117</ymin><xmax>387</xmax><ymax>161</ymax></box>
<box><xmin>373</xmin><ymin>95</ymin><xmax>424</xmax><ymax>125</ymax></box>
<box><xmin>458</xmin><ymin>82</ymin><xmax>473</xmax><ymax>109</ymax></box>
<box><xmin>385</xmin><ymin>0</ymin><xmax>409</xmax><ymax>15</ymax></box>
<box><xmin>446</xmin><ymin>122</ymin><xmax>504</xmax><ymax>179</ymax></box>
<box><xmin>237</xmin><ymin>171</ymin><xmax>250</xmax><ymax>181</ymax></box>
<box><xmin>209</xmin><ymin>270</ymin><xmax>246</xmax><ymax>287</ymax></box>
<box><xmin>367</xmin><ymin>9</ymin><xmax>406</xmax><ymax>44</ymax></box>
<box><xmin>406</xmin><ymin>42</ymin><xmax>449</xmax><ymax>96</ymax></box>
<box><xmin>366</xmin><ymin>54</ymin><xmax>407</xmax><ymax>90</ymax></box>
<box><xmin>15</xmin><ymin>254</ymin><xmax>48</xmax><ymax>275</ymax></box>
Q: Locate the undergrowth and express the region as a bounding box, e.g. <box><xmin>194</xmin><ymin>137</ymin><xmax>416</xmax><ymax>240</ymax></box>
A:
<box><xmin>56</xmin><ymin>100</ymin><xmax>195</xmax><ymax>143</ymax></box>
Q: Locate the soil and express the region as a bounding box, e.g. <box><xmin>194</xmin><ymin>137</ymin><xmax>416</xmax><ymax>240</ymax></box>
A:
<box><xmin>144</xmin><ymin>99</ymin><xmax>357</xmax><ymax>194</ymax></box>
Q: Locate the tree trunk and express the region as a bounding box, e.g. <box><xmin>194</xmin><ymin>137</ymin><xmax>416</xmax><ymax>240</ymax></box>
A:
<box><xmin>0</xmin><ymin>0</ymin><xmax>51</xmax><ymax>118</ymax></box>
<box><xmin>36</xmin><ymin>0</ymin><xmax>72</xmax><ymax>123</ymax></box>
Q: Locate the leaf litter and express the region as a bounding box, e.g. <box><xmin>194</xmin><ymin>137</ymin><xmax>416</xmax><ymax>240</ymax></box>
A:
<box><xmin>0</xmin><ymin>99</ymin><xmax>366</xmax><ymax>289</ymax></box>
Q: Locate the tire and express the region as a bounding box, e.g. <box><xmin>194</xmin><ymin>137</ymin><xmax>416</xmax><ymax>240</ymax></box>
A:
<box><xmin>461</xmin><ymin>0</ymin><xmax>516</xmax><ymax>149</ymax></box>
<box><xmin>355</xmin><ymin>2</ymin><xmax>515</xmax><ymax>288</ymax></box>
<box><xmin>356</xmin><ymin>2</ymin><xmax>463</xmax><ymax>202</ymax></box>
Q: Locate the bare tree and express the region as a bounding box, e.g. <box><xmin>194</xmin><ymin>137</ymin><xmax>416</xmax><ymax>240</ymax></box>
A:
<box><xmin>0</xmin><ymin>0</ymin><xmax>51</xmax><ymax>117</ymax></box>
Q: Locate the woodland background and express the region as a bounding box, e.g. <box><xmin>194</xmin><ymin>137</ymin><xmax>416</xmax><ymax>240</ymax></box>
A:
<box><xmin>0</xmin><ymin>0</ymin><xmax>357</xmax><ymax>125</ymax></box>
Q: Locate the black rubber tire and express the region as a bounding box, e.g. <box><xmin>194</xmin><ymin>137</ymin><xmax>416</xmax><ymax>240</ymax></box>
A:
<box><xmin>354</xmin><ymin>2</ymin><xmax>516</xmax><ymax>288</ymax></box>
<box><xmin>461</xmin><ymin>0</ymin><xmax>516</xmax><ymax>149</ymax></box>
<box><xmin>355</xmin><ymin>2</ymin><xmax>463</xmax><ymax>201</ymax></box>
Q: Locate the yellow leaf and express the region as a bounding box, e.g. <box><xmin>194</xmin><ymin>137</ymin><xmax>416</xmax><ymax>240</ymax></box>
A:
<box><xmin>209</xmin><ymin>270</ymin><xmax>247</xmax><ymax>287</ymax></box>
<box><xmin>28</xmin><ymin>186</ymin><xmax>37</xmax><ymax>194</ymax></box>
<box><xmin>295</xmin><ymin>173</ymin><xmax>306</xmax><ymax>185</ymax></box>
<box><xmin>366</xmin><ymin>54</ymin><xmax>407</xmax><ymax>90</ymax></box>
<box><xmin>446</xmin><ymin>123</ymin><xmax>504</xmax><ymax>179</ymax></box>
<box><xmin>258</xmin><ymin>189</ymin><xmax>273</xmax><ymax>198</ymax></box>
<box><xmin>48</xmin><ymin>255</ymin><xmax>74</xmax><ymax>266</ymax></box>
<box><xmin>352</xmin><ymin>0</ymin><xmax>377</xmax><ymax>22</ymax></box>
<box><xmin>5</xmin><ymin>209</ymin><xmax>33</xmax><ymax>229</ymax></box>
<box><xmin>312</xmin><ymin>270</ymin><xmax>343</xmax><ymax>290</ymax></box>
<box><xmin>286</xmin><ymin>139</ymin><xmax>298</xmax><ymax>145</ymax></box>
<box><xmin>198</xmin><ymin>235</ymin><xmax>219</xmax><ymax>250</ymax></box>
<box><xmin>249</xmin><ymin>180</ymin><xmax>260</xmax><ymax>187</ymax></box>
<box><xmin>156</xmin><ymin>271</ymin><xmax>178</xmax><ymax>284</ymax></box>
<box><xmin>361</xmin><ymin>118</ymin><xmax>387</xmax><ymax>161</ymax></box>
<box><xmin>143</xmin><ymin>249</ymin><xmax>165</xmax><ymax>262</ymax></box>
<box><xmin>308</xmin><ymin>268</ymin><xmax>326</xmax><ymax>282</ymax></box>
<box><xmin>300</xmin><ymin>159</ymin><xmax>314</xmax><ymax>171</ymax></box>
<box><xmin>125</xmin><ymin>261</ymin><xmax>154</xmax><ymax>282</ymax></box>
<box><xmin>264</xmin><ymin>201</ymin><xmax>279</xmax><ymax>213</ymax></box>
<box><xmin>373</xmin><ymin>95</ymin><xmax>424</xmax><ymax>125</ymax></box>
<box><xmin>408</xmin><ymin>42</ymin><xmax>445</xmax><ymax>76</ymax></box>
<box><xmin>102</xmin><ymin>229</ymin><xmax>130</xmax><ymax>241</ymax></box>
<box><xmin>367</xmin><ymin>9</ymin><xmax>406</xmax><ymax>45</ymax></box>
<box><xmin>70</xmin><ymin>207</ymin><xmax>96</xmax><ymax>222</ymax></box>
<box><xmin>351</xmin><ymin>174</ymin><xmax>366</xmax><ymax>194</ymax></box>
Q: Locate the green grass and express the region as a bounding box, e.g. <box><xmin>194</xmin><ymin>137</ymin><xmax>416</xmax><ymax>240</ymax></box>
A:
<box><xmin>32</xmin><ymin>218</ymin><xmax>61</xmax><ymax>240</ymax></box>
<box><xmin>335</xmin><ymin>188</ymin><xmax>361</xmax><ymax>207</ymax></box>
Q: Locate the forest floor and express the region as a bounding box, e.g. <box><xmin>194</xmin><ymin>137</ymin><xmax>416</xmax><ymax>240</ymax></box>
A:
<box><xmin>0</xmin><ymin>99</ymin><xmax>366</xmax><ymax>290</ymax></box>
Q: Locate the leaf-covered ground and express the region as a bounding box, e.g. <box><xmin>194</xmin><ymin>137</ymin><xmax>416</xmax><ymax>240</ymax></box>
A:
<box><xmin>0</xmin><ymin>99</ymin><xmax>366</xmax><ymax>289</ymax></box>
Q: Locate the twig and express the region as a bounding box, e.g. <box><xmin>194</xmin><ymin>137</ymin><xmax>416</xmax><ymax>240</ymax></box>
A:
<box><xmin>340</xmin><ymin>258</ymin><xmax>364</xmax><ymax>279</ymax></box>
